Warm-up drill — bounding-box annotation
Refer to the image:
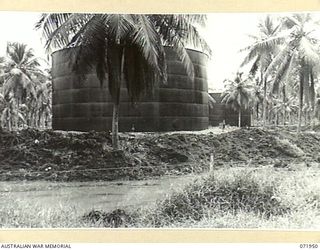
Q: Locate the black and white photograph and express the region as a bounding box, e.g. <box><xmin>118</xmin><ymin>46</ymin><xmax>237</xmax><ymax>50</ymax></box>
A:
<box><xmin>0</xmin><ymin>10</ymin><xmax>319</xmax><ymax>230</ymax></box>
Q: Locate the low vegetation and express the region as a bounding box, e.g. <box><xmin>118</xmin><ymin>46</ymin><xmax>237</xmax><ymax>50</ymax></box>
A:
<box><xmin>1</xmin><ymin>166</ymin><xmax>317</xmax><ymax>228</ymax></box>
<box><xmin>82</xmin><ymin>167</ymin><xmax>320</xmax><ymax>229</ymax></box>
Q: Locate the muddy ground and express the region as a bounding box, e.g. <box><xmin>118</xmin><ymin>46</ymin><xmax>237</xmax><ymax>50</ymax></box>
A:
<box><xmin>0</xmin><ymin>127</ymin><xmax>320</xmax><ymax>181</ymax></box>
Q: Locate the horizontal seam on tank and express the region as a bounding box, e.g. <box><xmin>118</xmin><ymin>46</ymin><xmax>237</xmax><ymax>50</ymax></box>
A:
<box><xmin>53</xmin><ymin>116</ymin><xmax>209</xmax><ymax>119</ymax></box>
<box><xmin>52</xmin><ymin>101</ymin><xmax>208</xmax><ymax>104</ymax></box>
<box><xmin>52</xmin><ymin>86</ymin><xmax>207</xmax><ymax>92</ymax></box>
<box><xmin>51</xmin><ymin>72</ymin><xmax>208</xmax><ymax>81</ymax></box>
<box><xmin>166</xmin><ymin>61</ymin><xmax>207</xmax><ymax>67</ymax></box>
<box><xmin>52</xmin><ymin>60</ymin><xmax>207</xmax><ymax>69</ymax></box>
<box><xmin>52</xmin><ymin>102</ymin><xmax>208</xmax><ymax>105</ymax></box>
<box><xmin>51</xmin><ymin>60</ymin><xmax>206</xmax><ymax>68</ymax></box>
<box><xmin>51</xmin><ymin>46</ymin><xmax>209</xmax><ymax>56</ymax></box>
<box><xmin>159</xmin><ymin>88</ymin><xmax>208</xmax><ymax>94</ymax></box>
<box><xmin>162</xmin><ymin>72</ymin><xmax>208</xmax><ymax>80</ymax></box>
<box><xmin>52</xmin><ymin>87</ymin><xmax>208</xmax><ymax>94</ymax></box>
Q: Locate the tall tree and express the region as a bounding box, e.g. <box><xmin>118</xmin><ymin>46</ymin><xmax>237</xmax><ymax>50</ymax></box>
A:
<box><xmin>272</xmin><ymin>96</ymin><xmax>298</xmax><ymax>125</ymax></box>
<box><xmin>0</xmin><ymin>42</ymin><xmax>46</xmax><ymax>130</ymax></box>
<box><xmin>240</xmin><ymin>15</ymin><xmax>283</xmax><ymax>127</ymax></box>
<box><xmin>265</xmin><ymin>14</ymin><xmax>320</xmax><ymax>132</ymax></box>
<box><xmin>221</xmin><ymin>72</ymin><xmax>253</xmax><ymax>128</ymax></box>
<box><xmin>36</xmin><ymin>14</ymin><xmax>211</xmax><ymax>149</ymax></box>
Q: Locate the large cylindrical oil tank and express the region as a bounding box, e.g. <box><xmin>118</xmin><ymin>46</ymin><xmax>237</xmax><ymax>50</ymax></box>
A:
<box><xmin>52</xmin><ymin>47</ymin><xmax>209</xmax><ymax>132</ymax></box>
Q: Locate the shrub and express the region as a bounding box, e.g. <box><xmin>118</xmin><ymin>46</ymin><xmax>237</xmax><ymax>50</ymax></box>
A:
<box><xmin>140</xmin><ymin>169</ymin><xmax>291</xmax><ymax>227</ymax></box>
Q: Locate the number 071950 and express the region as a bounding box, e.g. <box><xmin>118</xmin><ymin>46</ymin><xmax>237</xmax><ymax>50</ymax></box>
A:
<box><xmin>300</xmin><ymin>244</ymin><xmax>319</xmax><ymax>248</ymax></box>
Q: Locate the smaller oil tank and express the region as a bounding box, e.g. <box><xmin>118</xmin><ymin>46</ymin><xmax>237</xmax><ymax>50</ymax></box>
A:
<box><xmin>209</xmin><ymin>92</ymin><xmax>251</xmax><ymax>127</ymax></box>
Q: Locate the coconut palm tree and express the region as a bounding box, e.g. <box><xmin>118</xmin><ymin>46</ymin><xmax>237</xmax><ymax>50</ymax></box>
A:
<box><xmin>0</xmin><ymin>42</ymin><xmax>46</xmax><ymax>129</ymax></box>
<box><xmin>0</xmin><ymin>94</ymin><xmax>26</xmax><ymax>131</ymax></box>
<box><xmin>271</xmin><ymin>96</ymin><xmax>298</xmax><ymax>126</ymax></box>
<box><xmin>265</xmin><ymin>14</ymin><xmax>320</xmax><ymax>132</ymax></box>
<box><xmin>1</xmin><ymin>43</ymin><xmax>43</xmax><ymax>101</ymax></box>
<box><xmin>240</xmin><ymin>15</ymin><xmax>283</xmax><ymax>127</ymax></box>
<box><xmin>221</xmin><ymin>72</ymin><xmax>253</xmax><ymax>128</ymax></box>
<box><xmin>33</xmin><ymin>80</ymin><xmax>52</xmax><ymax>128</ymax></box>
<box><xmin>36</xmin><ymin>14</ymin><xmax>211</xmax><ymax>149</ymax></box>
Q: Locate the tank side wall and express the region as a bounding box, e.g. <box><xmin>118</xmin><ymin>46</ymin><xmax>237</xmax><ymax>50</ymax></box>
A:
<box><xmin>52</xmin><ymin>47</ymin><xmax>209</xmax><ymax>132</ymax></box>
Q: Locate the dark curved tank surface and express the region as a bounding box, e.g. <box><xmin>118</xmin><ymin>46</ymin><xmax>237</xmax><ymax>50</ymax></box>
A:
<box><xmin>52</xmin><ymin>47</ymin><xmax>209</xmax><ymax>132</ymax></box>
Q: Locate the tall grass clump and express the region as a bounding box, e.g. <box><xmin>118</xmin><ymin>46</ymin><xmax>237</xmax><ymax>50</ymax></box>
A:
<box><xmin>138</xmin><ymin>168</ymin><xmax>291</xmax><ymax>227</ymax></box>
<box><xmin>0</xmin><ymin>198</ymin><xmax>90</xmax><ymax>228</ymax></box>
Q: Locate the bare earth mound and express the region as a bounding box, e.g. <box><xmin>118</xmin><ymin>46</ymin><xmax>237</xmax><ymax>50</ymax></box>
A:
<box><xmin>0</xmin><ymin>128</ymin><xmax>319</xmax><ymax>181</ymax></box>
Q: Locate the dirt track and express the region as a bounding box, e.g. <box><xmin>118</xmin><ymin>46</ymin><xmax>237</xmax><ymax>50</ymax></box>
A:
<box><xmin>0</xmin><ymin>127</ymin><xmax>319</xmax><ymax>181</ymax></box>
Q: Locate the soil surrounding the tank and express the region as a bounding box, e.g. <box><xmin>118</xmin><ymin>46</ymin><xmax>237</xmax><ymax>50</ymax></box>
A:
<box><xmin>0</xmin><ymin>127</ymin><xmax>319</xmax><ymax>181</ymax></box>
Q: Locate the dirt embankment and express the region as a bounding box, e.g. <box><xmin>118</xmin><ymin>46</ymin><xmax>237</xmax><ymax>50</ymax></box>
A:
<box><xmin>0</xmin><ymin>128</ymin><xmax>319</xmax><ymax>181</ymax></box>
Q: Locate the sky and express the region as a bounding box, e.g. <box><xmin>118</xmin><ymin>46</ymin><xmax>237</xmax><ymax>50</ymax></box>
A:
<box><xmin>205</xmin><ymin>13</ymin><xmax>263</xmax><ymax>91</ymax></box>
<box><xmin>0</xmin><ymin>12</ymin><xmax>265</xmax><ymax>91</ymax></box>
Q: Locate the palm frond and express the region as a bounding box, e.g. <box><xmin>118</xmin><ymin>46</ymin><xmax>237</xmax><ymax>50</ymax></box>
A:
<box><xmin>264</xmin><ymin>42</ymin><xmax>292</xmax><ymax>79</ymax></box>
<box><xmin>208</xmin><ymin>93</ymin><xmax>216</xmax><ymax>108</ymax></box>
<box><xmin>132</xmin><ymin>15</ymin><xmax>164</xmax><ymax>72</ymax></box>
<box><xmin>299</xmin><ymin>36</ymin><xmax>320</xmax><ymax>66</ymax></box>
<box><xmin>123</xmin><ymin>44</ymin><xmax>159</xmax><ymax>102</ymax></box>
<box><xmin>183</xmin><ymin>14</ymin><xmax>207</xmax><ymax>27</ymax></box>
<box><xmin>171</xmin><ymin>44</ymin><xmax>195</xmax><ymax>79</ymax></box>
<box><xmin>42</xmin><ymin>13</ymin><xmax>90</xmax><ymax>52</ymax></box>
<box><xmin>103</xmin><ymin>14</ymin><xmax>135</xmax><ymax>43</ymax></box>
<box><xmin>72</xmin><ymin>16</ymin><xmax>108</xmax><ymax>85</ymax></box>
<box><xmin>152</xmin><ymin>14</ymin><xmax>211</xmax><ymax>78</ymax></box>
<box><xmin>35</xmin><ymin>13</ymin><xmax>73</xmax><ymax>49</ymax></box>
<box><xmin>271</xmin><ymin>53</ymin><xmax>294</xmax><ymax>94</ymax></box>
<box><xmin>37</xmin><ymin>13</ymin><xmax>209</xmax><ymax>106</ymax></box>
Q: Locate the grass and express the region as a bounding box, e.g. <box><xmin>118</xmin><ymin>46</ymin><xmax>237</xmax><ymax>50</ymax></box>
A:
<box><xmin>0</xmin><ymin>198</ymin><xmax>88</xmax><ymax>228</ymax></box>
<box><xmin>0</xmin><ymin>165</ymin><xmax>319</xmax><ymax>228</ymax></box>
<box><xmin>85</xmin><ymin>165</ymin><xmax>320</xmax><ymax>229</ymax></box>
<box><xmin>133</xmin><ymin>167</ymin><xmax>290</xmax><ymax>228</ymax></box>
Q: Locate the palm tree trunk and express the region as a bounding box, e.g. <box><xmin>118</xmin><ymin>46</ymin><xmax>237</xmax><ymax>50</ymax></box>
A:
<box><xmin>112</xmin><ymin>97</ymin><xmax>120</xmax><ymax>150</ymax></box>
<box><xmin>288</xmin><ymin>112</ymin><xmax>291</xmax><ymax>125</ymax></box>
<box><xmin>111</xmin><ymin>47</ymin><xmax>125</xmax><ymax>150</ymax></box>
<box><xmin>38</xmin><ymin>113</ymin><xmax>41</xmax><ymax>128</ymax></box>
<box><xmin>313</xmin><ymin>103</ymin><xmax>317</xmax><ymax>129</ymax></box>
<box><xmin>238</xmin><ymin>94</ymin><xmax>242</xmax><ymax>128</ymax></box>
<box><xmin>298</xmin><ymin>69</ymin><xmax>304</xmax><ymax>133</ymax></box>
<box><xmin>282</xmin><ymin>84</ymin><xmax>286</xmax><ymax>126</ymax></box>
<box><xmin>8</xmin><ymin>117</ymin><xmax>12</xmax><ymax>131</ymax></box>
<box><xmin>262</xmin><ymin>75</ymin><xmax>267</xmax><ymax>127</ymax></box>
<box><xmin>16</xmin><ymin>100</ymin><xmax>20</xmax><ymax>129</ymax></box>
<box><xmin>251</xmin><ymin>109</ymin><xmax>254</xmax><ymax>127</ymax></box>
<box><xmin>304</xmin><ymin>109</ymin><xmax>307</xmax><ymax>126</ymax></box>
<box><xmin>310</xmin><ymin>71</ymin><xmax>316</xmax><ymax>129</ymax></box>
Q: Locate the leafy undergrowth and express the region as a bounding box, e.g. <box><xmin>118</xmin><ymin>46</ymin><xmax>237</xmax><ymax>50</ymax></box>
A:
<box><xmin>82</xmin><ymin>167</ymin><xmax>320</xmax><ymax>229</ymax></box>
<box><xmin>1</xmin><ymin>127</ymin><xmax>320</xmax><ymax>181</ymax></box>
